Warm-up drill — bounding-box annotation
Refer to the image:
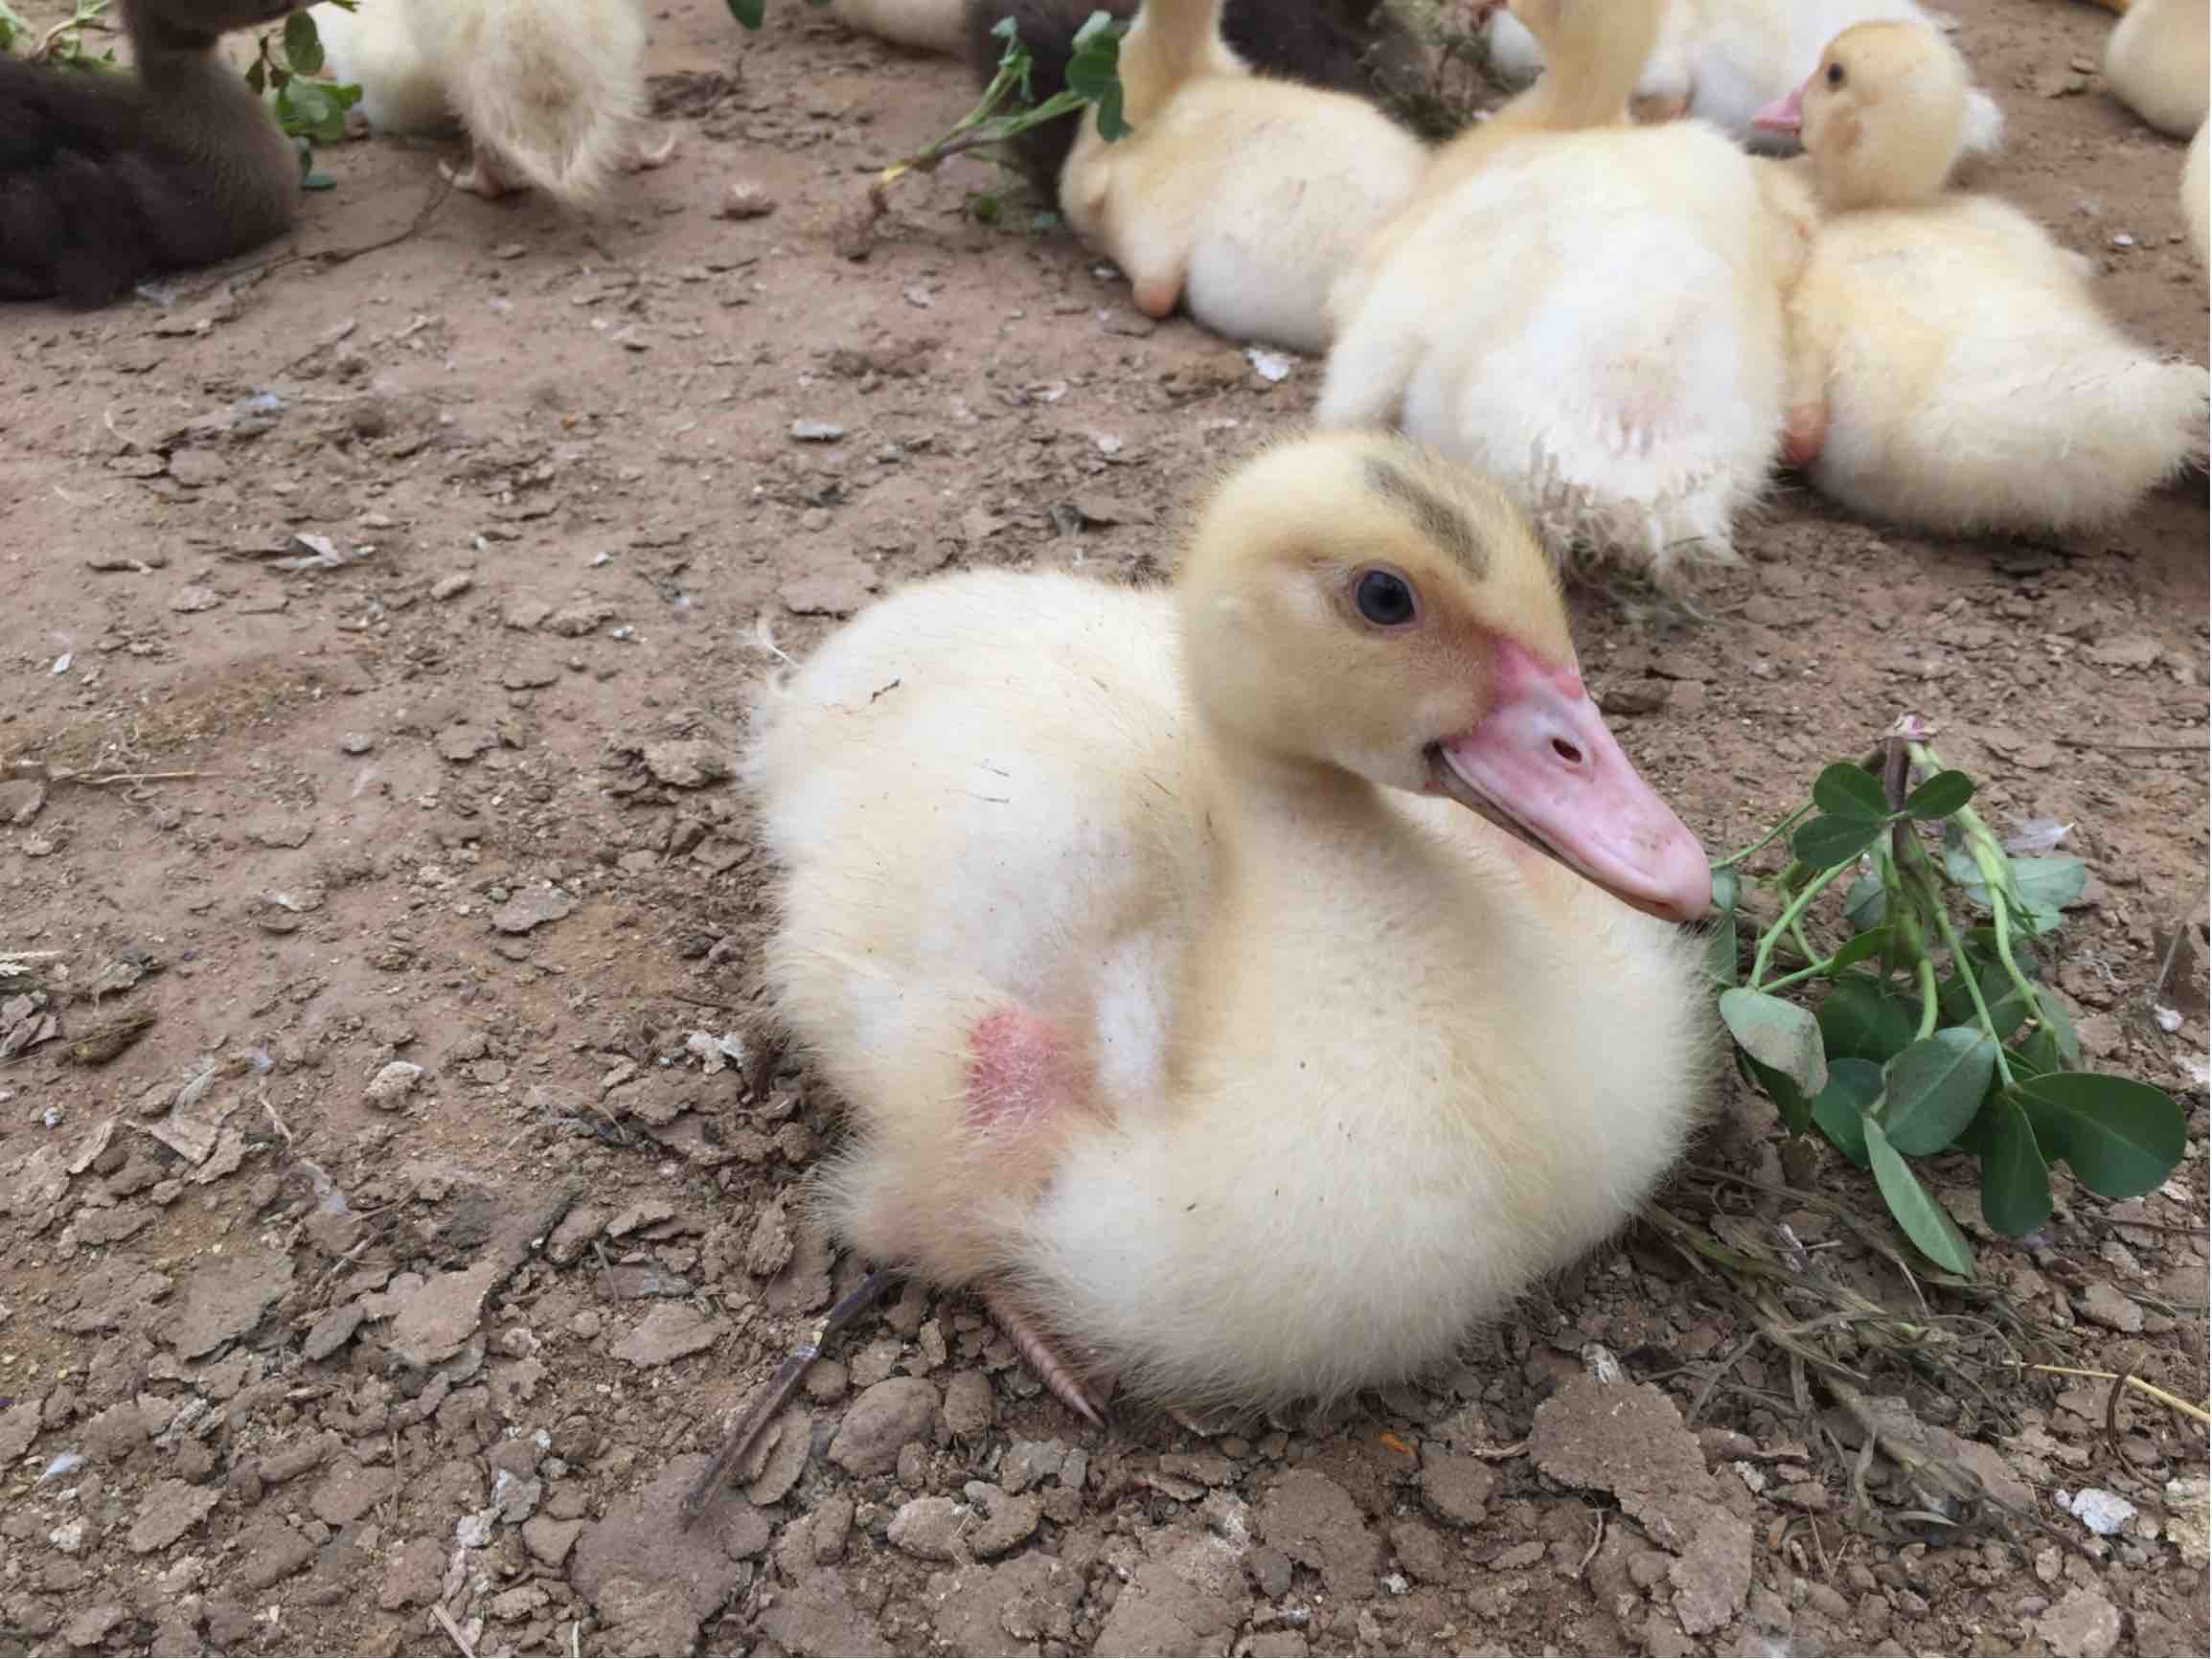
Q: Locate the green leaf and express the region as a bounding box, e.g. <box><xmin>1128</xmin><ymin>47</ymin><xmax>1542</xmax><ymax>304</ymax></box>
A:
<box><xmin>1863</xmin><ymin>1118</ymin><xmax>1974</xmax><ymax>1274</ymax></box>
<box><xmin>1903</xmin><ymin>770</ymin><xmax>1973</xmax><ymax>819</ymax></box>
<box><xmin>283</xmin><ymin>10</ymin><xmax>323</xmax><ymax>75</ymax></box>
<box><xmin>2013</xmin><ymin>1073</ymin><xmax>2186</xmax><ymax>1199</ymax></box>
<box><xmin>1721</xmin><ymin>988</ymin><xmax>1828</xmax><ymax>1098</ymax></box>
<box><xmin>1811</xmin><ymin>1057</ymin><xmax>1881</xmax><ymax>1168</ymax></box>
<box><xmin>1977</xmin><ymin>1093</ymin><xmax>2054</xmax><ymax>1236</ymax></box>
<box><xmin>303</xmin><ymin>169</ymin><xmax>336</xmax><ymax>191</ymax></box>
<box><xmin>1817</xmin><ymin>976</ymin><xmax>1916</xmax><ymax>1065</ymax></box>
<box><xmin>1881</xmin><ymin>1029</ymin><xmax>1998</xmax><ymax>1155</ymax></box>
<box><xmin>1937</xmin><ymin>958</ymin><xmax>2031</xmax><ymax>1043</ymax></box>
<box><xmin>725</xmin><ymin>0</ymin><xmax>764</xmax><ymax>27</ymax></box>
<box><xmin>2034</xmin><ymin>987</ymin><xmax>2080</xmax><ymax>1067</ymax></box>
<box><xmin>1701</xmin><ymin>911</ymin><xmax>1739</xmax><ymax>988</ymax></box>
<box><xmin>1843</xmin><ymin>874</ymin><xmax>1886</xmax><ymax>931</ymax></box>
<box><xmin>1745</xmin><ymin>1053</ymin><xmax>1816</xmax><ymax>1136</ymax></box>
<box><xmin>1709</xmin><ymin>865</ymin><xmax>1741</xmax><ymax>914</ymax></box>
<box><xmin>1792</xmin><ymin>814</ymin><xmax>1881</xmax><ymax>868</ymax></box>
<box><xmin>2010</xmin><ymin>857</ymin><xmax>2087</xmax><ymax>932</ymax></box>
<box><xmin>1066</xmin><ymin>13</ymin><xmax>1131</xmax><ymax>140</ymax></box>
<box><xmin>1813</xmin><ymin>761</ymin><xmax>1891</xmax><ymax>822</ymax></box>
<box><xmin>245</xmin><ymin>56</ymin><xmax>266</xmax><ymax>94</ymax></box>
<box><xmin>1829</xmin><ymin>928</ymin><xmax>1888</xmax><ymax>972</ymax></box>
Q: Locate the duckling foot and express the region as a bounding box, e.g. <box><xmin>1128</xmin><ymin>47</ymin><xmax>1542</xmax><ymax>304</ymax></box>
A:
<box><xmin>1130</xmin><ymin>273</ymin><xmax>1181</xmax><ymax>322</ymax></box>
<box><xmin>980</xmin><ymin>1281</ymin><xmax>1108</xmax><ymax>1428</ymax></box>
<box><xmin>623</xmin><ymin>125</ymin><xmax>679</xmax><ymax>173</ymax></box>
<box><xmin>443</xmin><ymin>140</ymin><xmax>523</xmax><ymax>201</ymax></box>
<box><xmin>1782</xmin><ymin>400</ymin><xmax>1828</xmax><ymax>468</ymax></box>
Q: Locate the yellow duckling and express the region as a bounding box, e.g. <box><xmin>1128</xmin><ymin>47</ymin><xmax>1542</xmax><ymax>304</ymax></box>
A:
<box><xmin>1758</xmin><ymin>21</ymin><xmax>2208</xmax><ymax>535</ymax></box>
<box><xmin>747</xmin><ymin>433</ymin><xmax>1712</xmax><ymax>1417</ymax></box>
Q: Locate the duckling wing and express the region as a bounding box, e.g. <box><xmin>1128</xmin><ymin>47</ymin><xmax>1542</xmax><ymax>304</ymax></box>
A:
<box><xmin>1801</xmin><ymin>201</ymin><xmax>2210</xmax><ymax>533</ymax></box>
<box><xmin>750</xmin><ymin>571</ymin><xmax>1206</xmax><ymax>1124</ymax></box>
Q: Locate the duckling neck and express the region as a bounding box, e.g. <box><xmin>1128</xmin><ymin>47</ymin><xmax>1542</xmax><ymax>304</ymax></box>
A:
<box><xmin>1118</xmin><ymin>0</ymin><xmax>1239</xmax><ymax>119</ymax></box>
<box><xmin>1512</xmin><ymin>0</ymin><xmax>1665</xmax><ymax>130</ymax></box>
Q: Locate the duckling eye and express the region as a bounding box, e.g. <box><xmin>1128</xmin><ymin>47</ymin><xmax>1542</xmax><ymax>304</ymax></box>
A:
<box><xmin>1825</xmin><ymin>60</ymin><xmax>1845</xmax><ymax>88</ymax></box>
<box><xmin>1353</xmin><ymin>567</ymin><xmax>1418</xmax><ymax>627</ymax></box>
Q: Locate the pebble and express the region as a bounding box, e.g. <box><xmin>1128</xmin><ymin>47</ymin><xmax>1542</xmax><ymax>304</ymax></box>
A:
<box><xmin>791</xmin><ymin>419</ymin><xmax>846</xmax><ymax>443</ymax></box>
<box><xmin>365</xmin><ymin>1060</ymin><xmax>424</xmax><ymax>1109</ymax></box>
<box><xmin>339</xmin><ymin>733</ymin><xmax>376</xmax><ymax>755</ymax></box>
<box><xmin>719</xmin><ymin>182</ymin><xmax>777</xmax><ymax>218</ymax></box>
<box><xmin>828</xmin><ymin>1377</ymin><xmax>940</xmax><ymax>1476</ymax></box>
<box><xmin>431</xmin><ymin>573</ymin><xmax>475</xmax><ymax>602</ymax></box>
<box><xmin>2077</xmin><ymin>1281</ymin><xmax>2144</xmax><ymax>1333</ymax></box>
<box><xmin>887</xmin><ymin>1495</ymin><xmax>969</xmax><ymax>1561</ymax></box>
<box><xmin>942</xmin><ymin>1370</ymin><xmax>995</xmax><ymax>1439</ymax></box>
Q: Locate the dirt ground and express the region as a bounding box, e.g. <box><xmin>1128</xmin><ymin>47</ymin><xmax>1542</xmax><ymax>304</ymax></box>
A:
<box><xmin>1</xmin><ymin>0</ymin><xmax>2208</xmax><ymax>1654</ymax></box>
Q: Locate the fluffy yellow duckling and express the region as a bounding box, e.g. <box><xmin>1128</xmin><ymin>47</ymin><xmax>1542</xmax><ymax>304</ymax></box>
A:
<box><xmin>1757</xmin><ymin>21</ymin><xmax>2208</xmax><ymax>535</ymax></box>
<box><xmin>748</xmin><ymin>433</ymin><xmax>1712</xmax><ymax>1417</ymax></box>
<box><xmin>1320</xmin><ymin>0</ymin><xmax>1815</xmax><ymax>581</ymax></box>
<box><xmin>1056</xmin><ymin>0</ymin><xmax>1427</xmax><ymax>353</ymax></box>
<box><xmin>2103</xmin><ymin>0</ymin><xmax>2209</xmax><ymax>137</ymax></box>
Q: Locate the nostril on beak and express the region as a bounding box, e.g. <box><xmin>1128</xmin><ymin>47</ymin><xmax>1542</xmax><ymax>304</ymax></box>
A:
<box><xmin>1551</xmin><ymin>738</ymin><xmax>1585</xmax><ymax>766</ymax></box>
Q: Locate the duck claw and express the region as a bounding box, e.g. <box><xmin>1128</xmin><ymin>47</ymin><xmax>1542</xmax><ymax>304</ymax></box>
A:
<box><xmin>981</xmin><ymin>1282</ymin><xmax>1108</xmax><ymax>1428</ymax></box>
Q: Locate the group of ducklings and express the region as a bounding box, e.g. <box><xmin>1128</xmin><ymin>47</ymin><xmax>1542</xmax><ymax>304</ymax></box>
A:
<box><xmin>744</xmin><ymin>0</ymin><xmax>2207</xmax><ymax>1427</ymax></box>
<box><xmin>967</xmin><ymin>0</ymin><xmax>2206</xmax><ymax>580</ymax></box>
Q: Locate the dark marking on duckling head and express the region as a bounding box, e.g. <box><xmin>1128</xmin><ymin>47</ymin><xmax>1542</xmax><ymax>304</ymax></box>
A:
<box><xmin>1362</xmin><ymin>455</ymin><xmax>1487</xmax><ymax>576</ymax></box>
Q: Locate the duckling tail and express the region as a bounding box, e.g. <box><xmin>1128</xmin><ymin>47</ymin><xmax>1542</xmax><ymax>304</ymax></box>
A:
<box><xmin>418</xmin><ymin>0</ymin><xmax>650</xmax><ymax>206</ymax></box>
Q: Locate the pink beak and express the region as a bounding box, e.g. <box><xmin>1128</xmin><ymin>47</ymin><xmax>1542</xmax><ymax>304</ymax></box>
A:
<box><xmin>1431</xmin><ymin>642</ymin><xmax>1712</xmax><ymax>921</ymax></box>
<box><xmin>1752</xmin><ymin>83</ymin><xmax>1804</xmax><ymax>133</ymax></box>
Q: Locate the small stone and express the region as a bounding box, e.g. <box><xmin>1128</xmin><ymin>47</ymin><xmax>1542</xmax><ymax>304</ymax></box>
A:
<box><xmin>491</xmin><ymin>886</ymin><xmax>576</xmax><ymax>935</ymax></box>
<box><xmin>964</xmin><ymin>1481</ymin><xmax>1041</xmax><ymax>1558</ymax></box>
<box><xmin>170</xmin><ymin>584</ymin><xmax>220</xmax><ymax>613</ymax></box>
<box><xmin>128</xmin><ymin>1479</ymin><xmax>221</xmax><ymax>1553</ymax></box>
<box><xmin>943</xmin><ymin>1371</ymin><xmax>995</xmax><ymax>1439</ymax></box>
<box><xmin>522</xmin><ymin>1514</ymin><xmax>585</xmax><ymax>1566</ymax></box>
<box><xmin>339</xmin><ymin>733</ymin><xmax>376</xmax><ymax>755</ymax></box>
<box><xmin>431</xmin><ymin>573</ymin><xmax>475</xmax><ymax>602</ymax></box>
<box><xmin>1419</xmin><ymin>1449</ymin><xmax>1496</xmax><ymax>1527</ymax></box>
<box><xmin>790</xmin><ymin>419</ymin><xmax>846</xmax><ymax>443</ymax></box>
<box><xmin>2077</xmin><ymin>1281</ymin><xmax>2144</xmax><ymax>1333</ymax></box>
<box><xmin>610</xmin><ymin>1303</ymin><xmax>724</xmax><ymax>1367</ymax></box>
<box><xmin>365</xmin><ymin>1061</ymin><xmax>423</xmax><ymax>1108</ymax></box>
<box><xmin>310</xmin><ymin>1458</ymin><xmax>394</xmax><ymax>1526</ymax></box>
<box><xmin>720</xmin><ymin>182</ymin><xmax>777</xmax><ymax>218</ymax></box>
<box><xmin>812</xmin><ymin>1494</ymin><xmax>854</xmax><ymax>1563</ymax></box>
<box><xmin>641</xmin><ymin>739</ymin><xmax>735</xmax><ymax>789</ymax></box>
<box><xmin>1000</xmin><ymin>1439</ymin><xmax>1066</xmax><ymax>1494</ymax></box>
<box><xmin>887</xmin><ymin>1495</ymin><xmax>969</xmax><ymax>1561</ymax></box>
<box><xmin>2035</xmin><ymin>1586</ymin><xmax>2122</xmax><ymax>1657</ymax></box>
<box><xmin>829</xmin><ymin>1377</ymin><xmax>940</xmax><ymax>1476</ymax></box>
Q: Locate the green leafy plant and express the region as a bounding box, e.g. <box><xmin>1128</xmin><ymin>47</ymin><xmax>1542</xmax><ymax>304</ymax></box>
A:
<box><xmin>878</xmin><ymin>11</ymin><xmax>1131</xmax><ymax>191</ymax></box>
<box><xmin>2</xmin><ymin>0</ymin><xmax>119</xmax><ymax>68</ymax></box>
<box><xmin>1709</xmin><ymin>715</ymin><xmax>2187</xmax><ymax>1276</ymax></box>
<box><xmin>721</xmin><ymin>1</ymin><xmax>1130</xmax><ymax>182</ymax></box>
<box><xmin>246</xmin><ymin>7</ymin><xmax>361</xmax><ymax>190</ymax></box>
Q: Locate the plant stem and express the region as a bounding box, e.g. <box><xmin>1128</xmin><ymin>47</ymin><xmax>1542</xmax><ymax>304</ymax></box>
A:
<box><xmin>1750</xmin><ymin>857</ymin><xmax>1859</xmax><ymax>991</ymax></box>
<box><xmin>1714</xmin><ymin>804</ymin><xmax>1813</xmax><ymax>870</ymax></box>
<box><xmin>1926</xmin><ymin>895</ymin><xmax>2017</xmax><ymax>1088</ymax></box>
<box><xmin>1905</xmin><ymin>739</ymin><xmax>2049</xmax><ymax>1034</ymax></box>
<box><xmin>1913</xmin><ymin>956</ymin><xmax>1939</xmax><ymax>1041</ymax></box>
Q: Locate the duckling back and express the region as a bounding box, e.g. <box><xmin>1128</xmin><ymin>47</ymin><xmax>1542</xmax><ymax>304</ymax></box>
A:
<box><xmin>1791</xmin><ymin>195</ymin><xmax>2210</xmax><ymax>534</ymax></box>
<box><xmin>1319</xmin><ymin>122</ymin><xmax>1794</xmax><ymax>580</ymax></box>
<box><xmin>2105</xmin><ymin>0</ymin><xmax>2210</xmax><ymax>137</ymax></box>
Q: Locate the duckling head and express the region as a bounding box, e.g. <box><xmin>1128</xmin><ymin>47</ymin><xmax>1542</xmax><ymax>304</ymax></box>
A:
<box><xmin>1176</xmin><ymin>433</ymin><xmax>1712</xmax><ymax>921</ymax></box>
<box><xmin>1752</xmin><ymin>22</ymin><xmax>1970</xmax><ymax>210</ymax></box>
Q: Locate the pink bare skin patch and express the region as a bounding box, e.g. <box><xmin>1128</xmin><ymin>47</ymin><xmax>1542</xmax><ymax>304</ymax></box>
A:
<box><xmin>1131</xmin><ymin>273</ymin><xmax>1181</xmax><ymax>321</ymax></box>
<box><xmin>965</xmin><ymin>1007</ymin><xmax>1085</xmax><ymax>1136</ymax></box>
